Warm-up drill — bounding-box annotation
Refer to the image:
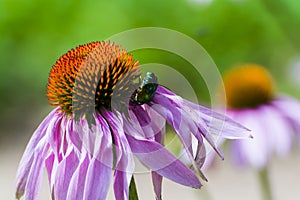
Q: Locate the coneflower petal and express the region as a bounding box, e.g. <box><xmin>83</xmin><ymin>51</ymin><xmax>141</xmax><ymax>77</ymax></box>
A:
<box><xmin>23</xmin><ymin>143</ymin><xmax>49</xmax><ymax>200</ymax></box>
<box><xmin>52</xmin><ymin>149</ymin><xmax>79</xmax><ymax>200</ymax></box>
<box><xmin>185</xmin><ymin>101</ymin><xmax>251</xmax><ymax>139</ymax></box>
<box><xmin>83</xmin><ymin>158</ymin><xmax>112</xmax><ymax>200</ymax></box>
<box><xmin>260</xmin><ymin>105</ymin><xmax>293</xmax><ymax>156</ymax></box>
<box><xmin>66</xmin><ymin>153</ymin><xmax>89</xmax><ymax>200</ymax></box>
<box><xmin>113</xmin><ymin>171</ymin><xmax>132</xmax><ymax>200</ymax></box>
<box><xmin>151</xmin><ymin>171</ymin><xmax>163</xmax><ymax>200</ymax></box>
<box><xmin>272</xmin><ymin>96</ymin><xmax>300</xmax><ymax>135</ymax></box>
<box><xmin>15</xmin><ymin>109</ymin><xmax>58</xmax><ymax>199</ymax></box>
<box><xmin>230</xmin><ymin>110</ymin><xmax>269</xmax><ymax>169</ymax></box>
<box><xmin>101</xmin><ymin>110</ymin><xmax>134</xmax><ymax>200</ymax></box>
<box><xmin>126</xmin><ymin>134</ymin><xmax>202</xmax><ymax>188</ymax></box>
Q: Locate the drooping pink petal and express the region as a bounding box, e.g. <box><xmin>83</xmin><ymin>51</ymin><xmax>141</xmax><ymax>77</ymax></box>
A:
<box><xmin>194</xmin><ymin>142</ymin><xmax>207</xmax><ymax>170</ymax></box>
<box><xmin>151</xmin><ymin>91</ymin><xmax>223</xmax><ymax>161</ymax></box>
<box><xmin>66</xmin><ymin>113</ymin><xmax>114</xmax><ymax>200</ymax></box>
<box><xmin>75</xmin><ymin>118</ymin><xmax>96</xmax><ymax>156</ymax></box>
<box><xmin>259</xmin><ymin>105</ymin><xmax>293</xmax><ymax>156</ymax></box>
<box><xmin>101</xmin><ymin>110</ymin><xmax>134</xmax><ymax>200</ymax></box>
<box><xmin>130</xmin><ymin>105</ymin><xmax>156</xmax><ymax>139</ymax></box>
<box><xmin>113</xmin><ymin>171</ymin><xmax>133</xmax><ymax>200</ymax></box>
<box><xmin>126</xmin><ymin>134</ymin><xmax>201</xmax><ymax>188</ymax></box>
<box><xmin>83</xmin><ymin>158</ymin><xmax>112</xmax><ymax>200</ymax></box>
<box><xmin>186</xmin><ymin>102</ymin><xmax>250</xmax><ymax>139</ymax></box>
<box><xmin>143</xmin><ymin>104</ymin><xmax>166</xmax><ymax>142</ymax></box>
<box><xmin>15</xmin><ymin>108</ymin><xmax>60</xmax><ymax>199</ymax></box>
<box><xmin>272</xmin><ymin>96</ymin><xmax>300</xmax><ymax>137</ymax></box>
<box><xmin>148</xmin><ymin>103</ymin><xmax>193</xmax><ymax>156</ymax></box>
<box><xmin>15</xmin><ymin>154</ymin><xmax>34</xmax><ymax>199</ymax></box>
<box><xmin>157</xmin><ymin>86</ymin><xmax>251</xmax><ymax>139</ymax></box>
<box><xmin>44</xmin><ymin>110</ymin><xmax>68</xmax><ymax>191</ymax></box>
<box><xmin>149</xmin><ymin>88</ymin><xmax>217</xmax><ymax>181</ymax></box>
<box><xmin>152</xmin><ymin>171</ymin><xmax>163</xmax><ymax>200</ymax></box>
<box><xmin>45</xmin><ymin>153</ymin><xmax>55</xmax><ymax>185</ymax></box>
<box><xmin>229</xmin><ymin>109</ymin><xmax>270</xmax><ymax>169</ymax></box>
<box><xmin>66</xmin><ymin>117</ymin><xmax>83</xmax><ymax>152</ymax></box>
<box><xmin>130</xmin><ymin>105</ymin><xmax>166</xmax><ymax>199</ymax></box>
<box><xmin>47</xmin><ymin>115</ymin><xmax>65</xmax><ymax>158</ymax></box>
<box><xmin>23</xmin><ymin>144</ymin><xmax>49</xmax><ymax>200</ymax></box>
<box><xmin>66</xmin><ymin>153</ymin><xmax>89</xmax><ymax>200</ymax></box>
<box><xmin>52</xmin><ymin>148</ymin><xmax>79</xmax><ymax>200</ymax></box>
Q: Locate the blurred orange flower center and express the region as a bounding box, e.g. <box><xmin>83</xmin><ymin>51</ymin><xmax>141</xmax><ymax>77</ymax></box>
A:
<box><xmin>223</xmin><ymin>64</ymin><xmax>275</xmax><ymax>109</ymax></box>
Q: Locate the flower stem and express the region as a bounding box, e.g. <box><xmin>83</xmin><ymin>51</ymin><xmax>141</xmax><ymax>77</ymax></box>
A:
<box><xmin>129</xmin><ymin>176</ymin><xmax>139</xmax><ymax>200</ymax></box>
<box><xmin>258</xmin><ymin>167</ymin><xmax>273</xmax><ymax>200</ymax></box>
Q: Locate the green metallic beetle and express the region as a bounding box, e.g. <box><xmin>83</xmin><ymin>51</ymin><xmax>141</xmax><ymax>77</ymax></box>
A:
<box><xmin>131</xmin><ymin>72</ymin><xmax>158</xmax><ymax>105</ymax></box>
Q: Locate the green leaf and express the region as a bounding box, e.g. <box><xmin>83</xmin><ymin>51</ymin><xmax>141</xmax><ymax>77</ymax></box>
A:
<box><xmin>129</xmin><ymin>176</ymin><xmax>139</xmax><ymax>200</ymax></box>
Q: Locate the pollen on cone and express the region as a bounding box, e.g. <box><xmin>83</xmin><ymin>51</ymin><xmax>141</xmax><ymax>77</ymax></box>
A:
<box><xmin>47</xmin><ymin>41</ymin><xmax>140</xmax><ymax>115</ymax></box>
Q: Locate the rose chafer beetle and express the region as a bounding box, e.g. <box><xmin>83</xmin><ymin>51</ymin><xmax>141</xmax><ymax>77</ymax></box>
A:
<box><xmin>131</xmin><ymin>72</ymin><xmax>158</xmax><ymax>105</ymax></box>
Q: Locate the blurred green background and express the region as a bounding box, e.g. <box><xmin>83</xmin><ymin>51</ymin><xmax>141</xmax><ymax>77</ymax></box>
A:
<box><xmin>1</xmin><ymin>0</ymin><xmax>300</xmax><ymax>139</ymax></box>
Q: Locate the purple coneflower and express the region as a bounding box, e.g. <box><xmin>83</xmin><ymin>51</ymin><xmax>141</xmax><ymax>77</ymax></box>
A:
<box><xmin>222</xmin><ymin>64</ymin><xmax>300</xmax><ymax>169</ymax></box>
<box><xmin>15</xmin><ymin>41</ymin><xmax>249</xmax><ymax>200</ymax></box>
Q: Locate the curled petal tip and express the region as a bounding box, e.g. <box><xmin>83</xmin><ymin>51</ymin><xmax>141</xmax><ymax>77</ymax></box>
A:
<box><xmin>15</xmin><ymin>192</ymin><xmax>22</xmax><ymax>200</ymax></box>
<box><xmin>247</xmin><ymin>129</ymin><xmax>254</xmax><ymax>139</ymax></box>
<box><xmin>215</xmin><ymin>148</ymin><xmax>224</xmax><ymax>160</ymax></box>
<box><xmin>199</xmin><ymin>170</ymin><xmax>208</xmax><ymax>182</ymax></box>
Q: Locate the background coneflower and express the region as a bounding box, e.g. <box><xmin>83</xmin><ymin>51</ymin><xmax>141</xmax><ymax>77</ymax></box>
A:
<box><xmin>222</xmin><ymin>64</ymin><xmax>300</xmax><ymax>200</ymax></box>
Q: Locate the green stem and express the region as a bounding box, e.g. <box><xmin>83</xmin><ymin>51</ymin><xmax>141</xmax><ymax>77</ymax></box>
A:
<box><xmin>129</xmin><ymin>175</ymin><xmax>139</xmax><ymax>200</ymax></box>
<box><xmin>258</xmin><ymin>167</ymin><xmax>273</xmax><ymax>200</ymax></box>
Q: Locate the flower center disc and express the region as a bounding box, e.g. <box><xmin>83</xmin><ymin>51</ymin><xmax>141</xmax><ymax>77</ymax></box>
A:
<box><xmin>47</xmin><ymin>41</ymin><xmax>140</xmax><ymax>116</ymax></box>
<box><xmin>223</xmin><ymin>64</ymin><xmax>275</xmax><ymax>109</ymax></box>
